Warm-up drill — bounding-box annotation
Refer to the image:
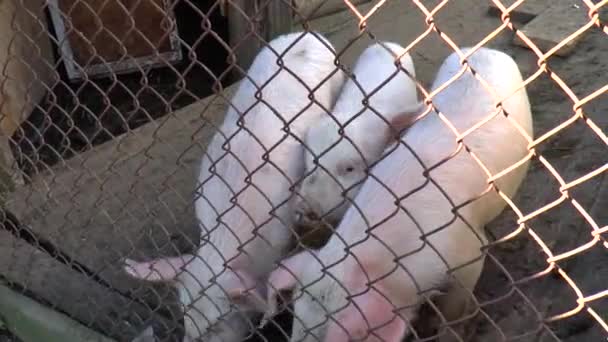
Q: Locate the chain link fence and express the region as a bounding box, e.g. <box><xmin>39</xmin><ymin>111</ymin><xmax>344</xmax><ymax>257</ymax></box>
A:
<box><xmin>0</xmin><ymin>0</ymin><xmax>606</xmax><ymax>341</ymax></box>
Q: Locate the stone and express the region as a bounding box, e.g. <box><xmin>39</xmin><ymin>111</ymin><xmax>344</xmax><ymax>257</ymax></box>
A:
<box><xmin>488</xmin><ymin>0</ymin><xmax>551</xmax><ymax>23</ymax></box>
<box><xmin>512</xmin><ymin>0</ymin><xmax>592</xmax><ymax>57</ymax></box>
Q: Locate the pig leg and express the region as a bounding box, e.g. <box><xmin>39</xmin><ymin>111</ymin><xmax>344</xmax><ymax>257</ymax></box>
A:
<box><xmin>123</xmin><ymin>254</ymin><xmax>195</xmax><ymax>282</ymax></box>
<box><xmin>324</xmin><ymin>285</ymin><xmax>411</xmax><ymax>342</ymax></box>
<box><xmin>433</xmin><ymin>283</ymin><xmax>475</xmax><ymax>342</ymax></box>
<box><xmin>434</xmin><ymin>260</ymin><xmax>484</xmax><ymax>342</ymax></box>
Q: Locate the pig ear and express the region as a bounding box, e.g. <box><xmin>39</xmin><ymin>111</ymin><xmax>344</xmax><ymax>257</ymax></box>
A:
<box><xmin>123</xmin><ymin>254</ymin><xmax>194</xmax><ymax>282</ymax></box>
<box><xmin>225</xmin><ymin>269</ymin><xmax>268</xmax><ymax>313</ymax></box>
<box><xmin>324</xmin><ymin>287</ymin><xmax>407</xmax><ymax>342</ymax></box>
<box><xmin>386</xmin><ymin>101</ymin><xmax>426</xmax><ymax>141</ymax></box>
<box><xmin>260</xmin><ymin>250</ymin><xmax>317</xmax><ymax>327</ymax></box>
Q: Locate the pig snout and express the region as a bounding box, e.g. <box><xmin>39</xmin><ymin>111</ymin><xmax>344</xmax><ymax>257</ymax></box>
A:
<box><xmin>293</xmin><ymin>173</ymin><xmax>345</xmax><ymax>226</ymax></box>
<box><xmin>293</xmin><ymin>196</ymin><xmax>321</xmax><ymax>226</ymax></box>
<box><xmin>291</xmin><ymin>196</ymin><xmax>337</xmax><ymax>249</ymax></box>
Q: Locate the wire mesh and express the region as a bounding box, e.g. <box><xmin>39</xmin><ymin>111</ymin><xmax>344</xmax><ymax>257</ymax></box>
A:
<box><xmin>0</xmin><ymin>0</ymin><xmax>605</xmax><ymax>341</ymax></box>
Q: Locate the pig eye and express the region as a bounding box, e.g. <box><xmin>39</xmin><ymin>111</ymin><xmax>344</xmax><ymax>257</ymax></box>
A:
<box><xmin>339</xmin><ymin>164</ymin><xmax>355</xmax><ymax>175</ymax></box>
<box><xmin>338</xmin><ymin>161</ymin><xmax>361</xmax><ymax>176</ymax></box>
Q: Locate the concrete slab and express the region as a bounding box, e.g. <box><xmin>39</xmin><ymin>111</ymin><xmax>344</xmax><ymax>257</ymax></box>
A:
<box><xmin>487</xmin><ymin>0</ymin><xmax>550</xmax><ymax>23</ymax></box>
<box><xmin>0</xmin><ymin>231</ymin><xmax>152</xmax><ymax>341</ymax></box>
<box><xmin>5</xmin><ymin>84</ymin><xmax>238</xmax><ymax>340</ymax></box>
<box><xmin>512</xmin><ymin>0</ymin><xmax>592</xmax><ymax>57</ymax></box>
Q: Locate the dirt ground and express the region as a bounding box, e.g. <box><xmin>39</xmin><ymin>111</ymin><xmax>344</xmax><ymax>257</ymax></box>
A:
<box><xmin>4</xmin><ymin>1</ymin><xmax>607</xmax><ymax>341</ymax></box>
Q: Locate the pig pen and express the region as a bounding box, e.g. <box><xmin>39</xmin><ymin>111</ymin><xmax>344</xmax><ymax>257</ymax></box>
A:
<box><xmin>2</xmin><ymin>1</ymin><xmax>607</xmax><ymax>341</ymax></box>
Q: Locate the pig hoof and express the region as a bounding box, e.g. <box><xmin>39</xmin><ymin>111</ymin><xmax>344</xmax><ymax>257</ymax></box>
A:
<box><xmin>123</xmin><ymin>259</ymin><xmax>140</xmax><ymax>276</ymax></box>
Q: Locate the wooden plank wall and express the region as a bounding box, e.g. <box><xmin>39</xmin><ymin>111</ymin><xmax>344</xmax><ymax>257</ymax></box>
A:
<box><xmin>0</xmin><ymin>0</ymin><xmax>57</xmax><ymax>186</ymax></box>
<box><xmin>228</xmin><ymin>0</ymin><xmax>294</xmax><ymax>78</ymax></box>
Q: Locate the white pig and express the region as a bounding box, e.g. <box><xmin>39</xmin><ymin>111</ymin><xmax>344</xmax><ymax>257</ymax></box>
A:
<box><xmin>292</xmin><ymin>42</ymin><xmax>420</xmax><ymax>226</ymax></box>
<box><xmin>264</xmin><ymin>47</ymin><xmax>533</xmax><ymax>342</ymax></box>
<box><xmin>122</xmin><ymin>32</ymin><xmax>345</xmax><ymax>342</ymax></box>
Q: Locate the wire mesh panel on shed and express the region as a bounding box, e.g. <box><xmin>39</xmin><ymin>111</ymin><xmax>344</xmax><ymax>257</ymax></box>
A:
<box><xmin>0</xmin><ymin>1</ymin><xmax>606</xmax><ymax>342</ymax></box>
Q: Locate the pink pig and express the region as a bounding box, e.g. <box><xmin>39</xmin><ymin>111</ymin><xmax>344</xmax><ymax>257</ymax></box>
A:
<box><xmin>292</xmin><ymin>41</ymin><xmax>420</xmax><ymax>227</ymax></box>
<box><xmin>263</xmin><ymin>47</ymin><xmax>533</xmax><ymax>342</ymax></box>
<box><xmin>122</xmin><ymin>32</ymin><xmax>345</xmax><ymax>342</ymax></box>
